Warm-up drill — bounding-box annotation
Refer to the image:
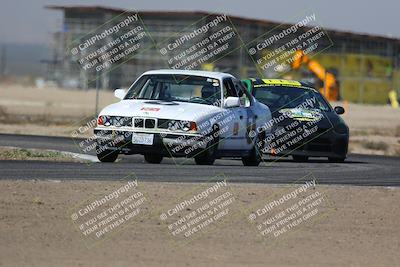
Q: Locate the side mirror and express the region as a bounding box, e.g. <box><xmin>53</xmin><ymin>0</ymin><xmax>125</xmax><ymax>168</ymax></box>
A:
<box><xmin>224</xmin><ymin>97</ymin><xmax>241</xmax><ymax>108</ymax></box>
<box><xmin>334</xmin><ymin>106</ymin><xmax>345</xmax><ymax>115</ymax></box>
<box><xmin>114</xmin><ymin>89</ymin><xmax>127</xmax><ymax>100</ymax></box>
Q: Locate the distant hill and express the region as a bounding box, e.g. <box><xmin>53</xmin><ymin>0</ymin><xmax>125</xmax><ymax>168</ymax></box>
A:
<box><xmin>0</xmin><ymin>43</ymin><xmax>50</xmax><ymax>77</ymax></box>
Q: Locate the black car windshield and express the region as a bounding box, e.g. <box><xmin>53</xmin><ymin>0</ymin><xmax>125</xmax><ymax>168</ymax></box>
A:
<box><xmin>124</xmin><ymin>74</ymin><xmax>221</xmax><ymax>106</ymax></box>
<box><xmin>253</xmin><ymin>86</ymin><xmax>332</xmax><ymax>113</ymax></box>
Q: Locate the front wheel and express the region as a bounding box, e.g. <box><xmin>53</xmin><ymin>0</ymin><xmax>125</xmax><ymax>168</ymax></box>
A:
<box><xmin>194</xmin><ymin>125</ymin><xmax>219</xmax><ymax>165</ymax></box>
<box><xmin>144</xmin><ymin>154</ymin><xmax>163</xmax><ymax>164</ymax></box>
<box><xmin>97</xmin><ymin>148</ymin><xmax>119</xmax><ymax>162</ymax></box>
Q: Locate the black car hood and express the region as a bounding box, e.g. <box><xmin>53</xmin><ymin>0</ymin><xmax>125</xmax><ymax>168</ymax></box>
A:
<box><xmin>271</xmin><ymin>108</ymin><xmax>343</xmax><ymax>130</ymax></box>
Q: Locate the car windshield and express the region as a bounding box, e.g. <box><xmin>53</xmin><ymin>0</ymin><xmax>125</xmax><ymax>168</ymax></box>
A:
<box><xmin>124</xmin><ymin>74</ymin><xmax>221</xmax><ymax>106</ymax></box>
<box><xmin>252</xmin><ymin>86</ymin><xmax>332</xmax><ymax>113</ymax></box>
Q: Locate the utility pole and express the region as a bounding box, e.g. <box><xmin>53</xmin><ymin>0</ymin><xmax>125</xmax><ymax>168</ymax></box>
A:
<box><xmin>324</xmin><ymin>69</ymin><xmax>327</xmax><ymax>98</ymax></box>
<box><xmin>95</xmin><ymin>73</ymin><xmax>100</xmax><ymax>116</ymax></box>
<box><xmin>0</xmin><ymin>45</ymin><xmax>6</xmax><ymax>78</ymax></box>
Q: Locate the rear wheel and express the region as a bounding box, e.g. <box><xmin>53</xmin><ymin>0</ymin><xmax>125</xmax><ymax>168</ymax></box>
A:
<box><xmin>328</xmin><ymin>157</ymin><xmax>345</xmax><ymax>163</ymax></box>
<box><xmin>97</xmin><ymin>148</ymin><xmax>119</xmax><ymax>162</ymax></box>
<box><xmin>144</xmin><ymin>154</ymin><xmax>163</xmax><ymax>164</ymax></box>
<box><xmin>194</xmin><ymin>125</ymin><xmax>219</xmax><ymax>165</ymax></box>
<box><xmin>292</xmin><ymin>155</ymin><xmax>309</xmax><ymax>162</ymax></box>
<box><xmin>242</xmin><ymin>133</ymin><xmax>264</xmax><ymax>166</ymax></box>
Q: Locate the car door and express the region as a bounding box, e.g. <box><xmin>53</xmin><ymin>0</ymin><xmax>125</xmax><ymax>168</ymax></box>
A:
<box><xmin>218</xmin><ymin>78</ymin><xmax>247</xmax><ymax>151</ymax></box>
<box><xmin>232</xmin><ymin>78</ymin><xmax>258</xmax><ymax>151</ymax></box>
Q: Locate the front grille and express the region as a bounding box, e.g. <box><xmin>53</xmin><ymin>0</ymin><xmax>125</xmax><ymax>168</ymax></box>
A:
<box><xmin>134</xmin><ymin>118</ymin><xmax>144</xmax><ymax>128</ymax></box>
<box><xmin>145</xmin><ymin>119</ymin><xmax>156</xmax><ymax>128</ymax></box>
<box><xmin>133</xmin><ymin>117</ymin><xmax>157</xmax><ymax>129</ymax></box>
<box><xmin>157</xmin><ymin>119</ymin><xmax>169</xmax><ymax>129</ymax></box>
<box><xmin>109</xmin><ymin>116</ymin><xmax>132</xmax><ymax>127</ymax></box>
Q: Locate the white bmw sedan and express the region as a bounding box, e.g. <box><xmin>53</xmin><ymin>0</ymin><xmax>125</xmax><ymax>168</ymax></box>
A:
<box><xmin>94</xmin><ymin>69</ymin><xmax>271</xmax><ymax>166</ymax></box>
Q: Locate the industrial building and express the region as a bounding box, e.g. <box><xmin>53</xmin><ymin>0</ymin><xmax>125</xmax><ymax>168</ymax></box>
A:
<box><xmin>46</xmin><ymin>5</ymin><xmax>400</xmax><ymax>104</ymax></box>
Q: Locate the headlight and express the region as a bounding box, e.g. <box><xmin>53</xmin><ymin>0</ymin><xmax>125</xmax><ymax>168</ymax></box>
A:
<box><xmin>181</xmin><ymin>121</ymin><xmax>191</xmax><ymax>131</ymax></box>
<box><xmin>167</xmin><ymin>120</ymin><xmax>196</xmax><ymax>132</ymax></box>
<box><xmin>104</xmin><ymin>116</ymin><xmax>111</xmax><ymax>126</ymax></box>
<box><xmin>167</xmin><ymin>120</ymin><xmax>179</xmax><ymax>131</ymax></box>
<box><xmin>334</xmin><ymin>123</ymin><xmax>348</xmax><ymax>134</ymax></box>
<box><xmin>97</xmin><ymin>116</ymin><xmax>111</xmax><ymax>126</ymax></box>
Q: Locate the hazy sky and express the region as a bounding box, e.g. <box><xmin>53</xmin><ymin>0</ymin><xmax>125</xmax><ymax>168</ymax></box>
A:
<box><xmin>1</xmin><ymin>0</ymin><xmax>399</xmax><ymax>45</ymax></box>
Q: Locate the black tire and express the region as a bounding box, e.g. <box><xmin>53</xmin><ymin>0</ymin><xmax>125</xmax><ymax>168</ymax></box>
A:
<box><xmin>328</xmin><ymin>157</ymin><xmax>345</xmax><ymax>163</ymax></box>
<box><xmin>292</xmin><ymin>155</ymin><xmax>309</xmax><ymax>162</ymax></box>
<box><xmin>194</xmin><ymin>125</ymin><xmax>219</xmax><ymax>165</ymax></box>
<box><xmin>97</xmin><ymin>149</ymin><xmax>119</xmax><ymax>162</ymax></box>
<box><xmin>144</xmin><ymin>154</ymin><xmax>163</xmax><ymax>164</ymax></box>
<box><xmin>242</xmin><ymin>133</ymin><xmax>263</xmax><ymax>166</ymax></box>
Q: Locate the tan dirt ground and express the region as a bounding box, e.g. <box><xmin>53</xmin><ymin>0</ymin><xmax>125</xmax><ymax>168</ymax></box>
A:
<box><xmin>0</xmin><ymin>180</ymin><xmax>399</xmax><ymax>267</ymax></box>
<box><xmin>0</xmin><ymin>84</ymin><xmax>115</xmax><ymax>118</ymax></box>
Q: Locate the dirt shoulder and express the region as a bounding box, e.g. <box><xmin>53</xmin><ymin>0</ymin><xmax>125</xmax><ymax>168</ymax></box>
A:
<box><xmin>0</xmin><ymin>84</ymin><xmax>114</xmax><ymax>138</ymax></box>
<box><xmin>336</xmin><ymin>101</ymin><xmax>400</xmax><ymax>156</ymax></box>
<box><xmin>0</xmin><ymin>180</ymin><xmax>398</xmax><ymax>267</ymax></box>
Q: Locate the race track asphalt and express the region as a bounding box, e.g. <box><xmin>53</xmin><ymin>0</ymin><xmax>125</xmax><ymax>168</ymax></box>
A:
<box><xmin>0</xmin><ymin>133</ymin><xmax>399</xmax><ymax>186</ymax></box>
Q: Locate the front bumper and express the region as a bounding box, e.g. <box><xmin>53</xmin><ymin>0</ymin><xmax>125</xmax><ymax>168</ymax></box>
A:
<box><xmin>94</xmin><ymin>128</ymin><xmax>207</xmax><ymax>157</ymax></box>
<box><xmin>267</xmin><ymin>127</ymin><xmax>349</xmax><ymax>159</ymax></box>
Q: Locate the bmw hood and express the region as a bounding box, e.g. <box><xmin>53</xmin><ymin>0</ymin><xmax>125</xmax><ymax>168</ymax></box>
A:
<box><xmin>99</xmin><ymin>99</ymin><xmax>223</xmax><ymax>122</ymax></box>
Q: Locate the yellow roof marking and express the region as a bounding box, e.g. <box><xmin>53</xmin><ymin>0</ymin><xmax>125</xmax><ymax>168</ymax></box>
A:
<box><xmin>261</xmin><ymin>79</ymin><xmax>301</xmax><ymax>86</ymax></box>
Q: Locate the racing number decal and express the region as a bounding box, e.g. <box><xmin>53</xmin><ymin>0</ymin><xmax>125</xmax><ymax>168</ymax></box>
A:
<box><xmin>233</xmin><ymin>122</ymin><xmax>239</xmax><ymax>136</ymax></box>
<box><xmin>245</xmin><ymin>108</ymin><xmax>257</xmax><ymax>144</ymax></box>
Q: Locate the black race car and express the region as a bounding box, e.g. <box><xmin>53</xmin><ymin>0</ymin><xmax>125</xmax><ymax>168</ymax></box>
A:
<box><xmin>242</xmin><ymin>78</ymin><xmax>349</xmax><ymax>162</ymax></box>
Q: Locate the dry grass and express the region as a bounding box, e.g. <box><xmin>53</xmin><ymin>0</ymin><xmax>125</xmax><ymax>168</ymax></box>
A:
<box><xmin>0</xmin><ymin>147</ymin><xmax>82</xmax><ymax>162</ymax></box>
<box><xmin>395</xmin><ymin>125</ymin><xmax>400</xmax><ymax>137</ymax></box>
<box><xmin>360</xmin><ymin>140</ymin><xmax>389</xmax><ymax>151</ymax></box>
<box><xmin>0</xmin><ymin>148</ymin><xmax>63</xmax><ymax>159</ymax></box>
<box><xmin>0</xmin><ymin>105</ymin><xmax>7</xmax><ymax>118</ymax></box>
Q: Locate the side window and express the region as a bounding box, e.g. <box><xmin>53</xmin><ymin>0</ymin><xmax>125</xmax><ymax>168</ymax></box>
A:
<box><xmin>139</xmin><ymin>79</ymin><xmax>156</xmax><ymax>99</ymax></box>
<box><xmin>125</xmin><ymin>76</ymin><xmax>147</xmax><ymax>99</ymax></box>
<box><xmin>233</xmin><ymin>79</ymin><xmax>251</xmax><ymax>107</ymax></box>
<box><xmin>223</xmin><ymin>78</ymin><xmax>238</xmax><ymax>98</ymax></box>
